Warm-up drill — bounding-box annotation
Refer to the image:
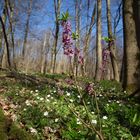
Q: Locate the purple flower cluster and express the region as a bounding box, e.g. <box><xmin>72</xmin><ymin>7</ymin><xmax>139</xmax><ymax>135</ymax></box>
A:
<box><xmin>62</xmin><ymin>21</ymin><xmax>74</xmax><ymax>57</ymax></box>
<box><xmin>61</xmin><ymin>20</ymin><xmax>84</xmax><ymax>65</ymax></box>
<box><xmin>85</xmin><ymin>83</ymin><xmax>94</xmax><ymax>95</ymax></box>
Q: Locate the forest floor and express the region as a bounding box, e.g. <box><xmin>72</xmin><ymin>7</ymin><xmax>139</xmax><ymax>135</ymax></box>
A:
<box><xmin>0</xmin><ymin>70</ymin><xmax>140</xmax><ymax>140</ymax></box>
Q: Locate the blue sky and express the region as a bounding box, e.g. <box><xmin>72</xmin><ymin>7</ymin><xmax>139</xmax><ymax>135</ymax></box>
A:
<box><xmin>0</xmin><ymin>0</ymin><xmax>123</xmax><ymax>47</ymax></box>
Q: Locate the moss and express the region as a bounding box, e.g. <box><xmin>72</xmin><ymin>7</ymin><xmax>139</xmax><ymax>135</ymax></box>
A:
<box><xmin>126</xmin><ymin>84</ymin><xmax>137</xmax><ymax>93</ymax></box>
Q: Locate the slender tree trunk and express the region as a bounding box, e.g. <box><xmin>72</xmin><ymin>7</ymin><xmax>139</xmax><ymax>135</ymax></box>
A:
<box><xmin>0</xmin><ymin>16</ymin><xmax>11</xmax><ymax>68</ymax></box>
<box><xmin>122</xmin><ymin>0</ymin><xmax>140</xmax><ymax>89</ymax></box>
<box><xmin>41</xmin><ymin>34</ymin><xmax>47</xmax><ymax>74</ymax></box>
<box><xmin>52</xmin><ymin>0</ymin><xmax>61</xmax><ymax>73</ymax></box>
<box><xmin>5</xmin><ymin>0</ymin><xmax>16</xmax><ymax>69</ymax></box>
<box><xmin>0</xmin><ymin>27</ymin><xmax>4</xmax><ymax>67</ymax></box>
<box><xmin>22</xmin><ymin>0</ymin><xmax>32</xmax><ymax>58</ymax></box>
<box><xmin>74</xmin><ymin>0</ymin><xmax>81</xmax><ymax>76</ymax></box>
<box><xmin>95</xmin><ymin>0</ymin><xmax>102</xmax><ymax>81</ymax></box>
<box><xmin>82</xmin><ymin>3</ymin><xmax>96</xmax><ymax>76</ymax></box>
<box><xmin>106</xmin><ymin>0</ymin><xmax>119</xmax><ymax>82</ymax></box>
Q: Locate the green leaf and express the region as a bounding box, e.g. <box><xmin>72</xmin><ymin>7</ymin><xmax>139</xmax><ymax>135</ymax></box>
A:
<box><xmin>72</xmin><ymin>32</ymin><xmax>79</xmax><ymax>40</ymax></box>
<box><xmin>133</xmin><ymin>113</ymin><xmax>137</xmax><ymax>123</ymax></box>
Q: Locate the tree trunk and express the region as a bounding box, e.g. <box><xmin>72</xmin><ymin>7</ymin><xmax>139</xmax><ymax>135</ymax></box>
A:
<box><xmin>22</xmin><ymin>0</ymin><xmax>32</xmax><ymax>58</ymax></box>
<box><xmin>5</xmin><ymin>0</ymin><xmax>16</xmax><ymax>69</ymax></box>
<box><xmin>106</xmin><ymin>0</ymin><xmax>119</xmax><ymax>82</ymax></box>
<box><xmin>95</xmin><ymin>0</ymin><xmax>102</xmax><ymax>81</ymax></box>
<box><xmin>122</xmin><ymin>0</ymin><xmax>140</xmax><ymax>89</ymax></box>
<box><xmin>0</xmin><ymin>16</ymin><xmax>11</xmax><ymax>68</ymax></box>
<box><xmin>82</xmin><ymin>2</ymin><xmax>96</xmax><ymax>76</ymax></box>
<box><xmin>73</xmin><ymin>0</ymin><xmax>81</xmax><ymax>76</ymax></box>
<box><xmin>41</xmin><ymin>34</ymin><xmax>47</xmax><ymax>74</ymax></box>
<box><xmin>52</xmin><ymin>0</ymin><xmax>61</xmax><ymax>73</ymax></box>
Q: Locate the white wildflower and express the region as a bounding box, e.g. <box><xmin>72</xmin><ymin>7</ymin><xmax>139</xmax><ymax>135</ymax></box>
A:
<box><xmin>40</xmin><ymin>97</ymin><xmax>44</xmax><ymax>101</ymax></box>
<box><xmin>55</xmin><ymin>118</ymin><xmax>59</xmax><ymax>122</ymax></box>
<box><xmin>34</xmin><ymin>93</ymin><xmax>38</xmax><ymax>96</ymax></box>
<box><xmin>91</xmin><ymin>119</ymin><xmax>97</xmax><ymax>124</ymax></box>
<box><xmin>44</xmin><ymin>111</ymin><xmax>48</xmax><ymax>116</ymax></box>
<box><xmin>30</xmin><ymin>127</ymin><xmax>37</xmax><ymax>134</ymax></box>
<box><xmin>25</xmin><ymin>100</ymin><xmax>32</xmax><ymax>106</ymax></box>
<box><xmin>37</xmin><ymin>96</ymin><xmax>40</xmax><ymax>100</ymax></box>
<box><xmin>108</xmin><ymin>100</ymin><xmax>111</xmax><ymax>103</ymax></box>
<box><xmin>77</xmin><ymin>95</ymin><xmax>81</xmax><ymax>98</ymax></box>
<box><xmin>103</xmin><ymin>116</ymin><xmax>108</xmax><ymax>120</ymax></box>
<box><xmin>76</xmin><ymin>118</ymin><xmax>81</xmax><ymax>124</ymax></box>
<box><xmin>116</xmin><ymin>101</ymin><xmax>120</xmax><ymax>103</ymax></box>
<box><xmin>35</xmin><ymin>90</ymin><xmax>39</xmax><ymax>93</ymax></box>
<box><xmin>46</xmin><ymin>99</ymin><xmax>50</xmax><ymax>102</ymax></box>
<box><xmin>23</xmin><ymin>108</ymin><xmax>27</xmax><ymax>111</ymax></box>
<box><xmin>30</xmin><ymin>90</ymin><xmax>34</xmax><ymax>94</ymax></box>
<box><xmin>47</xmin><ymin>94</ymin><xmax>51</xmax><ymax>98</ymax></box>
<box><xmin>66</xmin><ymin>92</ymin><xmax>70</xmax><ymax>96</ymax></box>
<box><xmin>69</xmin><ymin>99</ymin><xmax>74</xmax><ymax>102</ymax></box>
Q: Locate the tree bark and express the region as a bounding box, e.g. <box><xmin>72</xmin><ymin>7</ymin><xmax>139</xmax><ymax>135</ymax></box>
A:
<box><xmin>95</xmin><ymin>0</ymin><xmax>102</xmax><ymax>81</ymax></box>
<box><xmin>106</xmin><ymin>0</ymin><xmax>119</xmax><ymax>82</ymax></box>
<box><xmin>22</xmin><ymin>0</ymin><xmax>32</xmax><ymax>58</ymax></box>
<box><xmin>122</xmin><ymin>0</ymin><xmax>140</xmax><ymax>89</ymax></box>
<box><xmin>5</xmin><ymin>0</ymin><xmax>16</xmax><ymax>69</ymax></box>
<box><xmin>82</xmin><ymin>2</ymin><xmax>96</xmax><ymax>76</ymax></box>
<box><xmin>73</xmin><ymin>0</ymin><xmax>81</xmax><ymax>76</ymax></box>
<box><xmin>52</xmin><ymin>0</ymin><xmax>61</xmax><ymax>73</ymax></box>
<box><xmin>0</xmin><ymin>16</ymin><xmax>11</xmax><ymax>68</ymax></box>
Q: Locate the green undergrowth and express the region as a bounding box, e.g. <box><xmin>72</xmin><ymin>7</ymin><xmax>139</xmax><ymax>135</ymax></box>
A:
<box><xmin>0</xmin><ymin>72</ymin><xmax>140</xmax><ymax>140</ymax></box>
<box><xmin>0</xmin><ymin>108</ymin><xmax>35</xmax><ymax>140</ymax></box>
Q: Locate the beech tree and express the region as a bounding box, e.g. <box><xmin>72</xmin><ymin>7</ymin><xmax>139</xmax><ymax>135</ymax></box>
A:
<box><xmin>122</xmin><ymin>0</ymin><xmax>140</xmax><ymax>90</ymax></box>
<box><xmin>106</xmin><ymin>0</ymin><xmax>119</xmax><ymax>82</ymax></box>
